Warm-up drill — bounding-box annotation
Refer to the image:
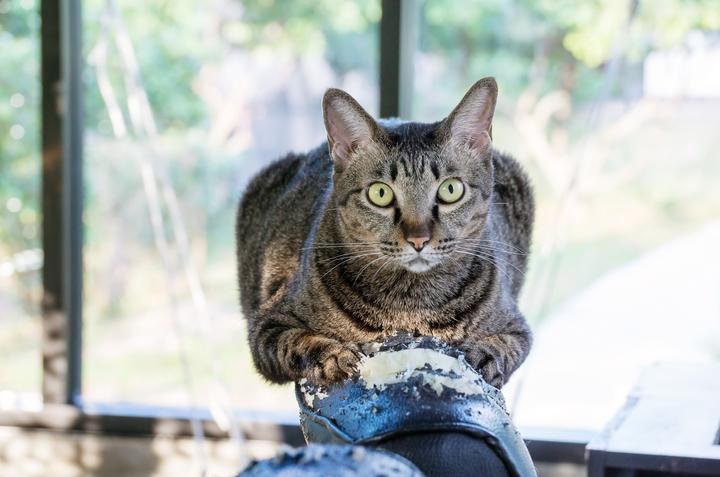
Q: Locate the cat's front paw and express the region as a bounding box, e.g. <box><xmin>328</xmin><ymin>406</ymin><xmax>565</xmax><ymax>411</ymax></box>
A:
<box><xmin>305</xmin><ymin>341</ymin><xmax>361</xmax><ymax>386</ymax></box>
<box><xmin>462</xmin><ymin>348</ymin><xmax>505</xmax><ymax>389</ymax></box>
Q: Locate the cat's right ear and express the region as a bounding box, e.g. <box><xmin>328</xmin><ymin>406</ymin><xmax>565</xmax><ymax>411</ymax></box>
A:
<box><xmin>323</xmin><ymin>89</ymin><xmax>383</xmax><ymax>173</ymax></box>
<box><xmin>441</xmin><ymin>77</ymin><xmax>498</xmax><ymax>154</ymax></box>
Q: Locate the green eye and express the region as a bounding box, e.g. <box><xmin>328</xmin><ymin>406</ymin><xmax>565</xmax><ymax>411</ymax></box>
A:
<box><xmin>367</xmin><ymin>182</ymin><xmax>395</xmax><ymax>207</ymax></box>
<box><xmin>437</xmin><ymin>178</ymin><xmax>465</xmax><ymax>204</ymax></box>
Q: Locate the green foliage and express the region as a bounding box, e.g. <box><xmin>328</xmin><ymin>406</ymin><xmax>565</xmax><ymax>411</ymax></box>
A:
<box><xmin>420</xmin><ymin>0</ymin><xmax>720</xmax><ymax>99</ymax></box>
<box><xmin>231</xmin><ymin>0</ymin><xmax>379</xmax><ymax>51</ymax></box>
<box><xmin>82</xmin><ymin>0</ymin><xmax>212</xmax><ymax>132</ymax></box>
<box><xmin>0</xmin><ymin>1</ymin><xmax>40</xmax><ymax>256</ymax></box>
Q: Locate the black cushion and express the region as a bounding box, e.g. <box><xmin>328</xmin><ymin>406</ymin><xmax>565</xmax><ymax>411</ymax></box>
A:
<box><xmin>374</xmin><ymin>431</ymin><xmax>512</xmax><ymax>477</ymax></box>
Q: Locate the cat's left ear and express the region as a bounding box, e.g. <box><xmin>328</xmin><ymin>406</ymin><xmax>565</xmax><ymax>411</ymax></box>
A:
<box><xmin>442</xmin><ymin>77</ymin><xmax>498</xmax><ymax>153</ymax></box>
<box><xmin>323</xmin><ymin>89</ymin><xmax>384</xmax><ymax>173</ymax></box>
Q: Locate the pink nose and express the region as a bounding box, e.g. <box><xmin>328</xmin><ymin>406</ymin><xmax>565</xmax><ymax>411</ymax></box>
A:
<box><xmin>406</xmin><ymin>235</ymin><xmax>430</xmax><ymax>252</ymax></box>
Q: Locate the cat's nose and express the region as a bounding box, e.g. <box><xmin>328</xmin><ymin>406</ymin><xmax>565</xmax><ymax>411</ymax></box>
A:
<box><xmin>406</xmin><ymin>235</ymin><xmax>431</xmax><ymax>252</ymax></box>
<box><xmin>403</xmin><ymin>220</ymin><xmax>432</xmax><ymax>251</ymax></box>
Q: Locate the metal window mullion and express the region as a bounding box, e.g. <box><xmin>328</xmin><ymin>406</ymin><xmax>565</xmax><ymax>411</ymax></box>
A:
<box><xmin>40</xmin><ymin>0</ymin><xmax>65</xmax><ymax>405</ymax></box>
<box><xmin>379</xmin><ymin>0</ymin><xmax>417</xmax><ymax>119</ymax></box>
<box><xmin>61</xmin><ymin>0</ymin><xmax>84</xmax><ymax>406</ymax></box>
<box><xmin>40</xmin><ymin>0</ymin><xmax>83</xmax><ymax>406</ymax></box>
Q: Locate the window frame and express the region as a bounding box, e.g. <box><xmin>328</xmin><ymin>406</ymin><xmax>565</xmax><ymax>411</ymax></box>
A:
<box><xmin>40</xmin><ymin>0</ymin><xmax>83</xmax><ymax>406</ymax></box>
<box><xmin>0</xmin><ymin>0</ymin><xmax>592</xmax><ymax>466</ymax></box>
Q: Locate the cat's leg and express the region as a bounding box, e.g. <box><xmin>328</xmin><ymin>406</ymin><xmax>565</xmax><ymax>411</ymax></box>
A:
<box><xmin>248</xmin><ymin>308</ymin><xmax>361</xmax><ymax>385</ymax></box>
<box><xmin>455</xmin><ymin>314</ymin><xmax>532</xmax><ymax>388</ymax></box>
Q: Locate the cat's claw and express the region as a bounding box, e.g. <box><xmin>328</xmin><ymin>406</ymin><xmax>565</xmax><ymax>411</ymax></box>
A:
<box><xmin>307</xmin><ymin>343</ymin><xmax>361</xmax><ymax>386</ymax></box>
<box><xmin>461</xmin><ymin>347</ymin><xmax>506</xmax><ymax>389</ymax></box>
<box><xmin>479</xmin><ymin>360</ymin><xmax>505</xmax><ymax>389</ymax></box>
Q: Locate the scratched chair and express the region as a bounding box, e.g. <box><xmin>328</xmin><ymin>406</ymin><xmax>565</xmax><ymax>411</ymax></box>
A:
<box><xmin>240</xmin><ymin>336</ymin><xmax>536</xmax><ymax>477</ymax></box>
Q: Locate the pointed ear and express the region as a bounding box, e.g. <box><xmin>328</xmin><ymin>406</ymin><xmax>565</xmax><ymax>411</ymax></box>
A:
<box><xmin>323</xmin><ymin>88</ymin><xmax>382</xmax><ymax>172</ymax></box>
<box><xmin>442</xmin><ymin>77</ymin><xmax>498</xmax><ymax>152</ymax></box>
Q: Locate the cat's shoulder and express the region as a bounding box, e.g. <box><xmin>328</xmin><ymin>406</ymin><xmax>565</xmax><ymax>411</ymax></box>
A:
<box><xmin>491</xmin><ymin>149</ymin><xmax>531</xmax><ymax>186</ymax></box>
<box><xmin>490</xmin><ymin>148</ymin><xmax>535</xmax><ymax>218</ymax></box>
<box><xmin>244</xmin><ymin>145</ymin><xmax>330</xmax><ymax>191</ymax></box>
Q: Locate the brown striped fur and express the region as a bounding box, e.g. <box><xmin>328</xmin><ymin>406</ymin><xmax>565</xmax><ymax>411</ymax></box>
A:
<box><xmin>236</xmin><ymin>78</ymin><xmax>534</xmax><ymax>388</ymax></box>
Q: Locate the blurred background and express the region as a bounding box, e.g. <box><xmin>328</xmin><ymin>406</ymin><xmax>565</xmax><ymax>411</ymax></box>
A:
<box><xmin>1</xmin><ymin>0</ymin><xmax>719</xmax><ymax>475</ymax></box>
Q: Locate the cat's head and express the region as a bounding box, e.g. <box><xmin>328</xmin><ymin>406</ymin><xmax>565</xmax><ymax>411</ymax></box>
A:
<box><xmin>322</xmin><ymin>78</ymin><xmax>497</xmax><ymax>273</ymax></box>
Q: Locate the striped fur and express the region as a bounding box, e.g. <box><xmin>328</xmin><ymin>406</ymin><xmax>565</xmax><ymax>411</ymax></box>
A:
<box><xmin>237</xmin><ymin>78</ymin><xmax>534</xmax><ymax>387</ymax></box>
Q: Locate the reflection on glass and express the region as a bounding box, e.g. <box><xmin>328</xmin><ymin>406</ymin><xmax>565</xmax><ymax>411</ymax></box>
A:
<box><xmin>414</xmin><ymin>0</ymin><xmax>720</xmax><ymax>429</ymax></box>
<box><xmin>0</xmin><ymin>0</ymin><xmax>42</xmax><ymax>400</ymax></box>
<box><xmin>82</xmin><ymin>0</ymin><xmax>380</xmax><ymax>412</ymax></box>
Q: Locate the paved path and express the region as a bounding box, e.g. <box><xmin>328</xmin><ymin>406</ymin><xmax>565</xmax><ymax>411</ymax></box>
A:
<box><xmin>507</xmin><ymin>222</ymin><xmax>720</xmax><ymax>430</ymax></box>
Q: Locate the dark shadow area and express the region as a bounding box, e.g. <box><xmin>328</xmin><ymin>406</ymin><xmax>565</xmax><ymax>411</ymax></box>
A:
<box><xmin>373</xmin><ymin>431</ymin><xmax>512</xmax><ymax>477</ymax></box>
<box><xmin>93</xmin><ymin>436</ymin><xmax>160</xmax><ymax>477</ymax></box>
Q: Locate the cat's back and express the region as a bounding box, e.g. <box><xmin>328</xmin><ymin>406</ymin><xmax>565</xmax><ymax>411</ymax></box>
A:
<box><xmin>489</xmin><ymin>149</ymin><xmax>534</xmax><ymax>298</ymax></box>
<box><xmin>491</xmin><ymin>149</ymin><xmax>534</xmax><ymax>244</ymax></box>
<box><xmin>236</xmin><ymin>145</ymin><xmax>333</xmax><ymax>315</ymax></box>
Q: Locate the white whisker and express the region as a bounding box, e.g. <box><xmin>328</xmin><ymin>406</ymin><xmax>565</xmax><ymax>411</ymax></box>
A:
<box><xmin>319</xmin><ymin>252</ymin><xmax>381</xmax><ymax>279</ymax></box>
<box><xmin>453</xmin><ymin>250</ymin><xmax>510</xmax><ymax>281</ymax></box>
<box><xmin>455</xmin><ymin>237</ymin><xmax>526</xmax><ymax>252</ymax></box>
<box><xmin>452</xmin><ymin>249</ymin><xmax>517</xmax><ymax>280</ymax></box>
<box><xmin>370</xmin><ymin>256</ymin><xmax>394</xmax><ymax>282</ymax></box>
<box><xmin>353</xmin><ymin>255</ymin><xmax>387</xmax><ymax>286</ymax></box>
<box><xmin>320</xmin><ymin>250</ymin><xmax>381</xmax><ymax>265</ymax></box>
<box><xmin>455</xmin><ymin>246</ymin><xmax>525</xmax><ymax>276</ymax></box>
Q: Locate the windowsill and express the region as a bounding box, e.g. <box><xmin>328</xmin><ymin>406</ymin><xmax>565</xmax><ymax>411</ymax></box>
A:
<box><xmin>0</xmin><ymin>398</ymin><xmax>594</xmax><ymax>465</ymax></box>
<box><xmin>0</xmin><ymin>401</ymin><xmax>305</xmax><ymax>446</ymax></box>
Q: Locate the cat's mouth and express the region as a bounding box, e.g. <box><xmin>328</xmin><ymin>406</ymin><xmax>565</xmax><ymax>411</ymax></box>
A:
<box><xmin>404</xmin><ymin>255</ymin><xmax>434</xmax><ymax>273</ymax></box>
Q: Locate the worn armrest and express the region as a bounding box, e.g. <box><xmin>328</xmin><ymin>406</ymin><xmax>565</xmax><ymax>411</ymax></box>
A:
<box><xmin>297</xmin><ymin>336</ymin><xmax>537</xmax><ymax>477</ymax></box>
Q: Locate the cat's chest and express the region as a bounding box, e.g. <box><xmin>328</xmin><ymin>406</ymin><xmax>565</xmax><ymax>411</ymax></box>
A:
<box><xmin>385</xmin><ymin>310</ymin><xmax>471</xmax><ymax>340</ymax></box>
<box><xmin>328</xmin><ymin>307</ymin><xmax>470</xmax><ymax>343</ymax></box>
<box><xmin>304</xmin><ymin>265</ymin><xmax>494</xmax><ymax>340</ymax></box>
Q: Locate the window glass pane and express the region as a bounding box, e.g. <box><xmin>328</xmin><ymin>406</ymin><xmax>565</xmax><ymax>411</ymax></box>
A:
<box><xmin>0</xmin><ymin>0</ymin><xmax>42</xmax><ymax>402</ymax></box>
<box><xmin>414</xmin><ymin>0</ymin><xmax>720</xmax><ymax>430</ymax></box>
<box><xmin>82</xmin><ymin>0</ymin><xmax>379</xmax><ymax>412</ymax></box>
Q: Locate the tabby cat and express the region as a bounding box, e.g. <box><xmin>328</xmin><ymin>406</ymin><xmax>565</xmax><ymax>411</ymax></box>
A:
<box><xmin>236</xmin><ymin>77</ymin><xmax>534</xmax><ymax>388</ymax></box>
